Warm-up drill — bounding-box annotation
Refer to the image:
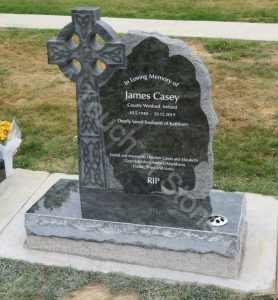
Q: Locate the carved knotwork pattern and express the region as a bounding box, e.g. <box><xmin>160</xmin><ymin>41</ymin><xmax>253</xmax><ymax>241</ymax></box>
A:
<box><xmin>50</xmin><ymin>46</ymin><xmax>70</xmax><ymax>61</ymax></box>
<box><xmin>79</xmin><ymin>78</ymin><xmax>96</xmax><ymax>93</ymax></box>
<box><xmin>47</xmin><ymin>8</ymin><xmax>126</xmax><ymax>189</ymax></box>
<box><xmin>99</xmin><ymin>44</ymin><xmax>125</xmax><ymax>65</ymax></box>
<box><xmin>75</xmin><ymin>14</ymin><xmax>91</xmax><ymax>37</ymax></box>
<box><xmin>81</xmin><ymin>138</ymin><xmax>105</xmax><ymax>187</ymax></box>
<box><xmin>79</xmin><ymin>94</ymin><xmax>100</xmax><ymax>135</ymax></box>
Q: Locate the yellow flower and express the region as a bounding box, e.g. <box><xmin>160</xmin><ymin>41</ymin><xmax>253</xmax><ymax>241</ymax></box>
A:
<box><xmin>0</xmin><ymin>120</ymin><xmax>12</xmax><ymax>142</ymax></box>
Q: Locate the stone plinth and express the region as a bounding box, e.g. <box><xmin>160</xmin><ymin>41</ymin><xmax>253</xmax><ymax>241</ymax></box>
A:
<box><xmin>25</xmin><ymin>178</ymin><xmax>246</xmax><ymax>278</ymax></box>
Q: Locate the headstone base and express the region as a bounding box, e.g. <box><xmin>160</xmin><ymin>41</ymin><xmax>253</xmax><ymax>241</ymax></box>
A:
<box><xmin>25</xmin><ymin>233</ymin><xmax>245</xmax><ymax>279</ymax></box>
<box><xmin>24</xmin><ymin>179</ymin><xmax>246</xmax><ymax>278</ymax></box>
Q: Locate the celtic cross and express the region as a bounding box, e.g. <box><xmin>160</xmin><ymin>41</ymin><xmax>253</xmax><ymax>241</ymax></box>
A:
<box><xmin>47</xmin><ymin>7</ymin><xmax>126</xmax><ymax>189</ymax></box>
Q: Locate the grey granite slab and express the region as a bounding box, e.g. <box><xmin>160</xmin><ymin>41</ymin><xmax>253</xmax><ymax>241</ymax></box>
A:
<box><xmin>25</xmin><ymin>179</ymin><xmax>246</xmax><ymax>258</ymax></box>
<box><xmin>25</xmin><ymin>234</ymin><xmax>243</xmax><ymax>279</ymax></box>
<box><xmin>101</xmin><ymin>31</ymin><xmax>218</xmax><ymax>199</ymax></box>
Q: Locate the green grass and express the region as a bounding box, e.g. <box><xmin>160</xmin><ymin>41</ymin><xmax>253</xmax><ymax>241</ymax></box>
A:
<box><xmin>0</xmin><ymin>258</ymin><xmax>255</xmax><ymax>299</ymax></box>
<box><xmin>0</xmin><ymin>28</ymin><xmax>277</xmax><ymax>196</ymax></box>
<box><xmin>0</xmin><ymin>0</ymin><xmax>278</xmax><ymax>23</ymax></box>
<box><xmin>213</xmin><ymin>125</ymin><xmax>278</xmax><ymax>195</ymax></box>
<box><xmin>204</xmin><ymin>39</ymin><xmax>267</xmax><ymax>61</ymax></box>
<box><xmin>0</xmin><ymin>69</ymin><xmax>11</xmax><ymax>84</ymax></box>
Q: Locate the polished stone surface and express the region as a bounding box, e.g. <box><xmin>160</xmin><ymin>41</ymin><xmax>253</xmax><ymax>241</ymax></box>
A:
<box><xmin>28</xmin><ymin>179</ymin><xmax>212</xmax><ymax>230</ymax></box>
<box><xmin>26</xmin><ymin>179</ymin><xmax>246</xmax><ymax>257</ymax></box>
<box><xmin>0</xmin><ymin>159</ymin><xmax>5</xmax><ymax>183</ymax></box>
<box><xmin>48</xmin><ymin>10</ymin><xmax>217</xmax><ymax>198</ymax></box>
<box><xmin>98</xmin><ymin>31</ymin><xmax>217</xmax><ymax>199</ymax></box>
<box><xmin>100</xmin><ymin>37</ymin><xmax>209</xmax><ymax>194</ymax></box>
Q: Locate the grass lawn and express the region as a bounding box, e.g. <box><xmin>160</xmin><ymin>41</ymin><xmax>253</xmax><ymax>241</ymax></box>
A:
<box><xmin>0</xmin><ymin>28</ymin><xmax>277</xmax><ymax>196</ymax></box>
<box><xmin>0</xmin><ymin>258</ymin><xmax>258</xmax><ymax>299</ymax></box>
<box><xmin>0</xmin><ymin>0</ymin><xmax>277</xmax><ymax>23</ymax></box>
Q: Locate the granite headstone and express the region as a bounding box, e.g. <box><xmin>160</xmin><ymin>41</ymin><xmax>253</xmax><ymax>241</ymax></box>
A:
<box><xmin>99</xmin><ymin>31</ymin><xmax>217</xmax><ymax>199</ymax></box>
<box><xmin>25</xmin><ymin>8</ymin><xmax>246</xmax><ymax>268</ymax></box>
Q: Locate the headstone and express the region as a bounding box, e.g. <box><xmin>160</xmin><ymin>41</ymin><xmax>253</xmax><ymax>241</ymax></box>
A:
<box><xmin>25</xmin><ymin>7</ymin><xmax>246</xmax><ymax>279</ymax></box>
<box><xmin>99</xmin><ymin>31</ymin><xmax>216</xmax><ymax>199</ymax></box>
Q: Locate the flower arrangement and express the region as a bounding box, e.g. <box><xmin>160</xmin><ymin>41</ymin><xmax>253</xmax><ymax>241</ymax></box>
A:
<box><xmin>0</xmin><ymin>120</ymin><xmax>12</xmax><ymax>143</ymax></box>
<box><xmin>0</xmin><ymin>119</ymin><xmax>22</xmax><ymax>177</ymax></box>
